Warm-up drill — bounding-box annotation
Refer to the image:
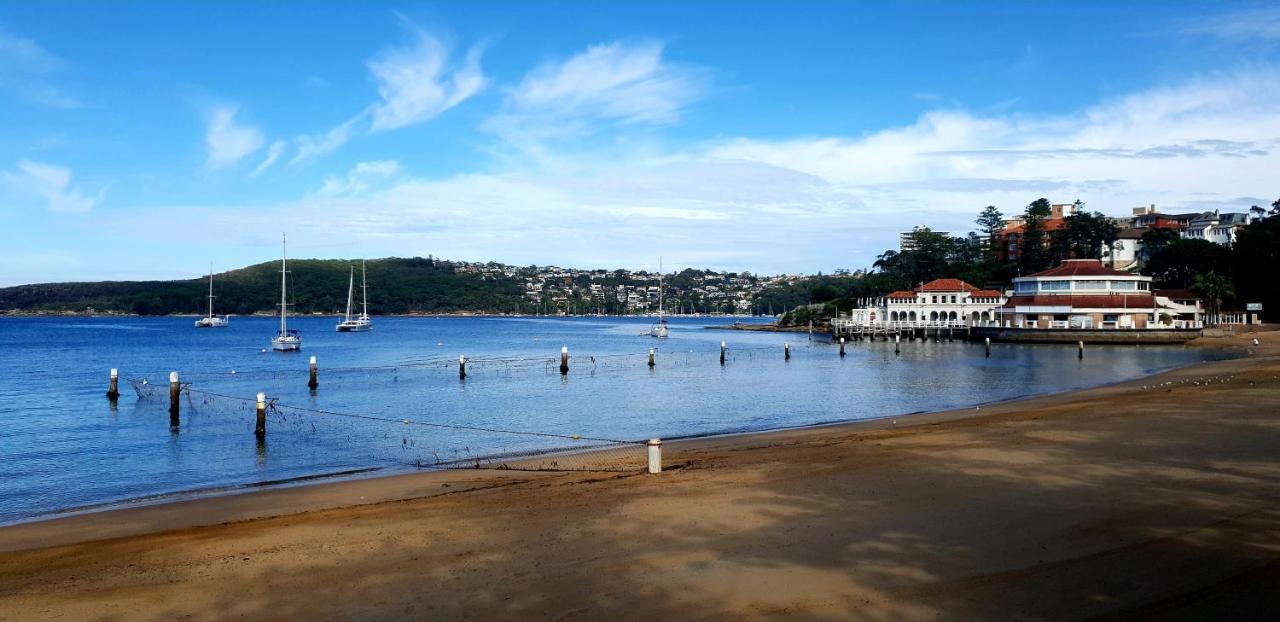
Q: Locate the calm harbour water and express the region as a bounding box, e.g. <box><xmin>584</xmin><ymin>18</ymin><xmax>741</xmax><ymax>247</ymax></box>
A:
<box><xmin>0</xmin><ymin>315</ymin><xmax>1231</xmax><ymax>524</ymax></box>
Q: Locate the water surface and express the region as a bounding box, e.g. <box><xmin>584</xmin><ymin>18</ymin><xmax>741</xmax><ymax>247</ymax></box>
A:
<box><xmin>0</xmin><ymin>315</ymin><xmax>1230</xmax><ymax>524</ymax></box>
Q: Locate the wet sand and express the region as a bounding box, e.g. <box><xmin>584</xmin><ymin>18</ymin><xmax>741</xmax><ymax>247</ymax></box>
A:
<box><xmin>1</xmin><ymin>331</ymin><xmax>1278</xmax><ymax>620</ymax></box>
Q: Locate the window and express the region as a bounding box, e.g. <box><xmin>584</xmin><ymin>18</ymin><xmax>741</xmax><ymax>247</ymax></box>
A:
<box><xmin>950</xmin><ymin>295</ymin><xmax>957</xmax><ymax>303</ymax></box>
<box><xmin>1111</xmin><ymin>280</ymin><xmax>1138</xmax><ymax>290</ymax></box>
<box><xmin>1015</xmin><ymin>282</ymin><xmax>1036</xmax><ymax>293</ymax></box>
<box><xmin>931</xmin><ymin>296</ymin><xmax>937</xmax><ymax>303</ymax></box>
<box><xmin>1075</xmin><ymin>280</ymin><xmax>1106</xmax><ymax>290</ymax></box>
<box><xmin>1041</xmin><ymin>281</ymin><xmax>1070</xmax><ymax>291</ymax></box>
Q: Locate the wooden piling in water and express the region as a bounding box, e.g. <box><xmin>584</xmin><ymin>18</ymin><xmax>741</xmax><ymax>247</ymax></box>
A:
<box><xmin>648</xmin><ymin>348</ymin><xmax>655</xmax><ymax>368</ymax></box>
<box><xmin>308</xmin><ymin>355</ymin><xmax>318</xmax><ymax>390</ymax></box>
<box><xmin>784</xmin><ymin>342</ymin><xmax>791</xmax><ymax>361</ymax></box>
<box><xmin>255</xmin><ymin>392</ymin><xmax>266</xmax><ymax>439</ymax></box>
<box><xmin>839</xmin><ymin>337</ymin><xmax>846</xmax><ymax>357</ymax></box>
<box><xmin>720</xmin><ymin>341</ymin><xmax>727</xmax><ymax>365</ymax></box>
<box><xmin>458</xmin><ymin>355</ymin><xmax>467</xmax><ymax>380</ymax></box>
<box><xmin>560</xmin><ymin>346</ymin><xmax>569</xmax><ymax>375</ymax></box>
<box><xmin>107</xmin><ymin>368</ymin><xmax>120</xmax><ymax>400</ymax></box>
<box><xmin>1078</xmin><ymin>340</ymin><xmax>1084</xmax><ymax>360</ymax></box>
<box><xmin>168</xmin><ymin>371</ymin><xmax>180</xmax><ymax>427</ymax></box>
<box><xmin>985</xmin><ymin>337</ymin><xmax>991</xmax><ymax>358</ymax></box>
<box><xmin>894</xmin><ymin>334</ymin><xmax>900</xmax><ymax>355</ymax></box>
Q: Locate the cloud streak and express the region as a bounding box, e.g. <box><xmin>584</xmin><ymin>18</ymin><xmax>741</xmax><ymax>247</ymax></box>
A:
<box><xmin>204</xmin><ymin>105</ymin><xmax>265</xmax><ymax>169</ymax></box>
<box><xmin>0</xmin><ymin>27</ymin><xmax>80</xmax><ymax>108</ymax></box>
<box><xmin>290</xmin><ymin>20</ymin><xmax>487</xmax><ymax>165</ymax></box>
<box><xmin>3</xmin><ymin>160</ymin><xmax>103</xmax><ymax>213</ymax></box>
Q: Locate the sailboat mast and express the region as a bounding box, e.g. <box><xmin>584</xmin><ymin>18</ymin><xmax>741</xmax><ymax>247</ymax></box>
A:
<box><xmin>280</xmin><ymin>234</ymin><xmax>288</xmax><ymax>334</ymax></box>
<box><xmin>657</xmin><ymin>258</ymin><xmax>664</xmax><ymax>321</ymax></box>
<box><xmin>361</xmin><ymin>259</ymin><xmax>368</xmax><ymax>318</ymax></box>
<box><xmin>345</xmin><ymin>266</ymin><xmax>354</xmax><ymax>322</ymax></box>
<box><xmin>207</xmin><ymin>264</ymin><xmax>215</xmax><ymax>319</ymax></box>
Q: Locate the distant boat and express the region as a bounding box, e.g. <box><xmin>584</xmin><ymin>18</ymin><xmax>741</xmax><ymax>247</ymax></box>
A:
<box><xmin>193</xmin><ymin>266</ymin><xmax>229</xmax><ymax>328</ymax></box>
<box><xmin>336</xmin><ymin>259</ymin><xmax>372</xmax><ymax>332</ymax></box>
<box><xmin>271</xmin><ymin>234</ymin><xmax>302</xmax><ymax>351</ymax></box>
<box><xmin>649</xmin><ymin>259</ymin><xmax>669</xmax><ymax>338</ymax></box>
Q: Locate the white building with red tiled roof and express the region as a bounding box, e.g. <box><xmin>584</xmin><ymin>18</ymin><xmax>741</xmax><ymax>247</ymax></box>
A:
<box><xmin>838</xmin><ymin>278</ymin><xmax>1007</xmax><ymax>328</ymax></box>
<box><xmin>1001</xmin><ymin>259</ymin><xmax>1201</xmax><ymax>329</ymax></box>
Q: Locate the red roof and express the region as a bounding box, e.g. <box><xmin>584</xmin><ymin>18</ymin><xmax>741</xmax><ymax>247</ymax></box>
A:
<box><xmin>970</xmin><ymin>289</ymin><xmax>1004</xmax><ymax>298</ymax></box>
<box><xmin>1003</xmin><ymin>294</ymin><xmax>1156</xmax><ymax>309</ymax></box>
<box><xmin>886</xmin><ymin>290</ymin><xmax>917</xmax><ymax>299</ymax></box>
<box><xmin>919</xmin><ymin>278</ymin><xmax>979</xmax><ymax>292</ymax></box>
<box><xmin>1023</xmin><ymin>259</ymin><xmax>1133</xmax><ymax>278</ymax></box>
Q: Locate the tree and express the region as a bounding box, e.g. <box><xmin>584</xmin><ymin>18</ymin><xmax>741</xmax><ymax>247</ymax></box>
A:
<box><xmin>1054</xmin><ymin>211</ymin><xmax>1120</xmax><ymax>262</ymax></box>
<box><xmin>1017</xmin><ymin>198</ymin><xmax>1054</xmax><ymax>274</ymax></box>
<box><xmin>1232</xmin><ymin>211</ymin><xmax>1280</xmax><ymax>322</ymax></box>
<box><xmin>1138</xmin><ymin>228</ymin><xmax>1180</xmax><ymax>263</ymax></box>
<box><xmin>1142</xmin><ymin>238</ymin><xmax>1231</xmax><ymax>289</ymax></box>
<box><xmin>975</xmin><ymin>205</ymin><xmax>1004</xmax><ymax>237</ymax></box>
<box><xmin>1192</xmin><ymin>272</ymin><xmax>1234</xmax><ymax>325</ymax></box>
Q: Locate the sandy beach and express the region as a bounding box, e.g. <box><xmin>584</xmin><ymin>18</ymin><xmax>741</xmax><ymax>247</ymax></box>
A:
<box><xmin>1</xmin><ymin>331</ymin><xmax>1277</xmax><ymax>620</ymax></box>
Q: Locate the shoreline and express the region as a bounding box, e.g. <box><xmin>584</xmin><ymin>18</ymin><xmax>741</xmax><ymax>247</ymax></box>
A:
<box><xmin>2</xmin><ymin>331</ymin><xmax>1276</xmax><ymax>619</ymax></box>
<box><xmin>0</xmin><ymin>334</ymin><xmax>1260</xmax><ymax>550</ymax></box>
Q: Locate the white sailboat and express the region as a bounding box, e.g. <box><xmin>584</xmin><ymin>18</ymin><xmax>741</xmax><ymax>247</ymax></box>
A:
<box><xmin>336</xmin><ymin>259</ymin><xmax>372</xmax><ymax>332</ymax></box>
<box><xmin>271</xmin><ymin>234</ymin><xmax>302</xmax><ymax>351</ymax></box>
<box><xmin>649</xmin><ymin>260</ymin><xmax>669</xmax><ymax>338</ymax></box>
<box><xmin>193</xmin><ymin>265</ymin><xmax>229</xmax><ymax>328</ymax></box>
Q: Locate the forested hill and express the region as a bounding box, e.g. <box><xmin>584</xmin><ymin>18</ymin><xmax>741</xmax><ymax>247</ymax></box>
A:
<box><xmin>0</xmin><ymin>257</ymin><xmax>525</xmax><ymax>315</ymax></box>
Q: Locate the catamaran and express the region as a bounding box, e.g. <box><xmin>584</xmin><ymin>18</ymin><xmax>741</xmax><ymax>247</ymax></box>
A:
<box><xmin>649</xmin><ymin>260</ymin><xmax>669</xmax><ymax>338</ymax></box>
<box><xmin>271</xmin><ymin>234</ymin><xmax>302</xmax><ymax>351</ymax></box>
<box><xmin>193</xmin><ymin>265</ymin><xmax>229</xmax><ymax>328</ymax></box>
<box><xmin>336</xmin><ymin>259</ymin><xmax>372</xmax><ymax>332</ymax></box>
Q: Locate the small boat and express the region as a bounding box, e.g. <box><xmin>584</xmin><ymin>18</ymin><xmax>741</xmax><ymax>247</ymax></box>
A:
<box><xmin>271</xmin><ymin>234</ymin><xmax>302</xmax><ymax>351</ymax></box>
<box><xmin>336</xmin><ymin>259</ymin><xmax>373</xmax><ymax>332</ymax></box>
<box><xmin>194</xmin><ymin>265</ymin><xmax>229</xmax><ymax>328</ymax></box>
<box><xmin>649</xmin><ymin>259</ymin><xmax>669</xmax><ymax>338</ymax></box>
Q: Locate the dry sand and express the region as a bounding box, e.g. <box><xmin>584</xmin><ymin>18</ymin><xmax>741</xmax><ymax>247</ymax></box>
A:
<box><xmin>1</xmin><ymin>331</ymin><xmax>1279</xmax><ymax>621</ymax></box>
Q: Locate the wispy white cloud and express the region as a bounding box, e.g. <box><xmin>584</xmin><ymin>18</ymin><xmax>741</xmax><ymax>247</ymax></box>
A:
<box><xmin>366</xmin><ymin>25</ymin><xmax>487</xmax><ymax>133</ymax></box>
<box><xmin>291</xmin><ymin>116</ymin><xmax>360</xmax><ymax>165</ymax></box>
<box><xmin>1183</xmin><ymin>6</ymin><xmax>1280</xmax><ymax>41</ymax></box>
<box><xmin>252</xmin><ymin>139</ymin><xmax>287</xmax><ymax>176</ymax></box>
<box><xmin>204</xmin><ymin>105</ymin><xmax>265</xmax><ymax>169</ymax></box>
<box><xmin>487</xmin><ymin>40</ymin><xmax>708</xmax><ymax>158</ymax></box>
<box><xmin>0</xmin><ymin>27</ymin><xmax>80</xmax><ymax>108</ymax></box>
<box><xmin>318</xmin><ymin>160</ymin><xmax>401</xmax><ymax>196</ymax></box>
<box><xmin>2</xmin><ymin>160</ymin><xmax>104</xmax><ymax>213</ymax></box>
<box><xmin>290</xmin><ymin>20</ymin><xmax>487</xmax><ymax>165</ymax></box>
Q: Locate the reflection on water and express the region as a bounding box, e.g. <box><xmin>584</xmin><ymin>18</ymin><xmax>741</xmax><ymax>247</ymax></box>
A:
<box><xmin>0</xmin><ymin>315</ymin><xmax>1230</xmax><ymax>523</ymax></box>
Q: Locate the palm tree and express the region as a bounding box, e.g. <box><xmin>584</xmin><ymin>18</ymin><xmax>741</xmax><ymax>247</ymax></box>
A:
<box><xmin>1192</xmin><ymin>272</ymin><xmax>1234</xmax><ymax>325</ymax></box>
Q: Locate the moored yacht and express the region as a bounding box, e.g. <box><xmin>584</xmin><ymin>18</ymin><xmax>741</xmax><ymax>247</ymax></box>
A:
<box><xmin>271</xmin><ymin>234</ymin><xmax>302</xmax><ymax>351</ymax></box>
<box><xmin>336</xmin><ymin>259</ymin><xmax>373</xmax><ymax>332</ymax></box>
<box><xmin>194</xmin><ymin>266</ymin><xmax>229</xmax><ymax>328</ymax></box>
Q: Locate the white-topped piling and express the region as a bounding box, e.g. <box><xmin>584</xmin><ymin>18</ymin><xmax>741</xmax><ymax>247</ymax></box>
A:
<box><xmin>458</xmin><ymin>355</ymin><xmax>467</xmax><ymax>380</ymax></box>
<box><xmin>255</xmin><ymin>392</ymin><xmax>266</xmax><ymax>438</ymax></box>
<box><xmin>107</xmin><ymin>368</ymin><xmax>120</xmax><ymax>400</ymax></box>
<box><xmin>839</xmin><ymin>337</ymin><xmax>846</xmax><ymax>357</ymax></box>
<box><xmin>985</xmin><ymin>337</ymin><xmax>991</xmax><ymax>357</ymax></box>
<box><xmin>784</xmin><ymin>342</ymin><xmax>791</xmax><ymax>361</ymax></box>
<box><xmin>560</xmin><ymin>346</ymin><xmax>569</xmax><ymax>375</ymax></box>
<box><xmin>168</xmin><ymin>371</ymin><xmax>180</xmax><ymax>426</ymax></box>
<box><xmin>308</xmin><ymin>355</ymin><xmax>318</xmax><ymax>390</ymax></box>
<box><xmin>720</xmin><ymin>341</ymin><xmax>727</xmax><ymax>365</ymax></box>
<box><xmin>647</xmin><ymin>438</ymin><xmax>662</xmax><ymax>474</ymax></box>
<box><xmin>648</xmin><ymin>348</ymin><xmax>655</xmax><ymax>368</ymax></box>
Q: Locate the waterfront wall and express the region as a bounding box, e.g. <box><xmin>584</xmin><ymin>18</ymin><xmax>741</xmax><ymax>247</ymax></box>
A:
<box><xmin>972</xmin><ymin>326</ymin><xmax>1202</xmax><ymax>345</ymax></box>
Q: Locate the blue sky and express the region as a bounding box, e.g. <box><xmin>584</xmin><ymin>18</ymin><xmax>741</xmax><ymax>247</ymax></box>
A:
<box><xmin>2</xmin><ymin>1</ymin><xmax>1279</xmax><ymax>284</ymax></box>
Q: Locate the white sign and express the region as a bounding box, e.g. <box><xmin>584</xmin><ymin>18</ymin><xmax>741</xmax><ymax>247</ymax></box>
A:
<box><xmin>1246</xmin><ymin>303</ymin><xmax>1263</xmax><ymax>311</ymax></box>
